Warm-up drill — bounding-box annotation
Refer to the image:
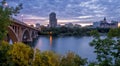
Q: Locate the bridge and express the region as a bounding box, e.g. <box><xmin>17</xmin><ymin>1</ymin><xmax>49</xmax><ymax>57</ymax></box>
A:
<box><xmin>5</xmin><ymin>18</ymin><xmax>40</xmax><ymax>43</ymax></box>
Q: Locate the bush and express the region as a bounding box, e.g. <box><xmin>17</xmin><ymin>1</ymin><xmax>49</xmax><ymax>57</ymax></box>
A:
<box><xmin>0</xmin><ymin>41</ymin><xmax>87</xmax><ymax>66</ymax></box>
<box><xmin>60</xmin><ymin>52</ymin><xmax>87</xmax><ymax>66</ymax></box>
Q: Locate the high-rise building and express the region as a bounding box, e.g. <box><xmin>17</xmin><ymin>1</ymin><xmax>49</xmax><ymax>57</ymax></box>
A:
<box><xmin>49</xmin><ymin>12</ymin><xmax>57</xmax><ymax>28</ymax></box>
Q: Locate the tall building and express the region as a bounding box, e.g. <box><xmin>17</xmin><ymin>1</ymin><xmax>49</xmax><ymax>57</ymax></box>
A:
<box><xmin>49</xmin><ymin>12</ymin><xmax>57</xmax><ymax>28</ymax></box>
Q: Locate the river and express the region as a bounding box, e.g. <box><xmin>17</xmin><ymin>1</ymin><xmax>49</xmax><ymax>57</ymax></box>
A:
<box><xmin>33</xmin><ymin>36</ymin><xmax>97</xmax><ymax>62</ymax></box>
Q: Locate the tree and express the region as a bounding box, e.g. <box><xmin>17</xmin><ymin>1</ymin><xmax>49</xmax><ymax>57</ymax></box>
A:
<box><xmin>32</xmin><ymin>50</ymin><xmax>61</xmax><ymax>66</ymax></box>
<box><xmin>8</xmin><ymin>42</ymin><xmax>34</xmax><ymax>66</ymax></box>
<box><xmin>60</xmin><ymin>52</ymin><xmax>87</xmax><ymax>66</ymax></box>
<box><xmin>90</xmin><ymin>30</ymin><xmax>100</xmax><ymax>38</ymax></box>
<box><xmin>0</xmin><ymin>42</ymin><xmax>34</xmax><ymax>66</ymax></box>
<box><xmin>0</xmin><ymin>41</ymin><xmax>11</xmax><ymax>66</ymax></box>
<box><xmin>0</xmin><ymin>0</ymin><xmax>22</xmax><ymax>41</ymax></box>
<box><xmin>90</xmin><ymin>28</ymin><xmax>120</xmax><ymax>66</ymax></box>
<box><xmin>0</xmin><ymin>41</ymin><xmax>87</xmax><ymax>66</ymax></box>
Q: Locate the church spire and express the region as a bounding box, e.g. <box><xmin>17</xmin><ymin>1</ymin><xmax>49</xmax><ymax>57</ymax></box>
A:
<box><xmin>103</xmin><ymin>17</ymin><xmax>107</xmax><ymax>22</ymax></box>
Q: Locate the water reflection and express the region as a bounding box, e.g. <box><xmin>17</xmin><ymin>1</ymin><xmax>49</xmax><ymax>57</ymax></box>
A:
<box><xmin>49</xmin><ymin>35</ymin><xmax>52</xmax><ymax>46</ymax></box>
<box><xmin>34</xmin><ymin>38</ymin><xmax>42</xmax><ymax>49</ymax></box>
<box><xmin>9</xmin><ymin>39</ymin><xmax>13</xmax><ymax>44</ymax></box>
<box><xmin>34</xmin><ymin>36</ymin><xmax>96</xmax><ymax>62</ymax></box>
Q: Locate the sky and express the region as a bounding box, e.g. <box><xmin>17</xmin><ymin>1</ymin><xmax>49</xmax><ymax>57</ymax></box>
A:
<box><xmin>4</xmin><ymin>0</ymin><xmax>120</xmax><ymax>26</ymax></box>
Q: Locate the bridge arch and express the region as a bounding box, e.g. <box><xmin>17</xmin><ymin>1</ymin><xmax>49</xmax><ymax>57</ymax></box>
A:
<box><xmin>7</xmin><ymin>26</ymin><xmax>19</xmax><ymax>43</ymax></box>
<box><xmin>22</xmin><ymin>29</ymin><xmax>31</xmax><ymax>42</ymax></box>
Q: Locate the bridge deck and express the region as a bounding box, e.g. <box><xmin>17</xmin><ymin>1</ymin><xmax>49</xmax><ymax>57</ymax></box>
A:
<box><xmin>10</xmin><ymin>18</ymin><xmax>40</xmax><ymax>31</ymax></box>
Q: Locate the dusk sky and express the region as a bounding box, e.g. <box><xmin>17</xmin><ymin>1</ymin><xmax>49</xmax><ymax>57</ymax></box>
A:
<box><xmin>6</xmin><ymin>0</ymin><xmax>120</xmax><ymax>26</ymax></box>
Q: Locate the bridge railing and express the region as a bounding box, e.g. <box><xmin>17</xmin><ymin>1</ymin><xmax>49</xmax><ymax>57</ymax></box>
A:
<box><xmin>10</xmin><ymin>18</ymin><xmax>27</xmax><ymax>25</ymax></box>
<box><xmin>10</xmin><ymin>18</ymin><xmax>40</xmax><ymax>31</ymax></box>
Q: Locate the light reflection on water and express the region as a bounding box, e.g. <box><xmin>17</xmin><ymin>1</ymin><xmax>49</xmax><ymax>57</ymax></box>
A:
<box><xmin>34</xmin><ymin>36</ymin><xmax>98</xmax><ymax>62</ymax></box>
<box><xmin>49</xmin><ymin>35</ymin><xmax>53</xmax><ymax>46</ymax></box>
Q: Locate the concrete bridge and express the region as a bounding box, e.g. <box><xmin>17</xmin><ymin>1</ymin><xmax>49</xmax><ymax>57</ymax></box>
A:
<box><xmin>6</xmin><ymin>18</ymin><xmax>40</xmax><ymax>43</ymax></box>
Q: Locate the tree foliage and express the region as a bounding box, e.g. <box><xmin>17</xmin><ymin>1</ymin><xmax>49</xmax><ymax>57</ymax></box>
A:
<box><xmin>0</xmin><ymin>41</ymin><xmax>87</xmax><ymax>66</ymax></box>
<box><xmin>0</xmin><ymin>0</ymin><xmax>22</xmax><ymax>40</ymax></box>
<box><xmin>60</xmin><ymin>52</ymin><xmax>87</xmax><ymax>66</ymax></box>
<box><xmin>0</xmin><ymin>42</ymin><xmax>33</xmax><ymax>66</ymax></box>
<box><xmin>90</xmin><ymin>28</ymin><xmax>120</xmax><ymax>66</ymax></box>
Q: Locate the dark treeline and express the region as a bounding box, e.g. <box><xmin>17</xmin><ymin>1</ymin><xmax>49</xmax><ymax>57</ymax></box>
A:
<box><xmin>39</xmin><ymin>26</ymin><xmax>110</xmax><ymax>36</ymax></box>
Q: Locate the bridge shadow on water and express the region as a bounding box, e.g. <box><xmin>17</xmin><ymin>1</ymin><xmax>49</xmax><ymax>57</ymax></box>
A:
<box><xmin>23</xmin><ymin>37</ymin><xmax>39</xmax><ymax>48</ymax></box>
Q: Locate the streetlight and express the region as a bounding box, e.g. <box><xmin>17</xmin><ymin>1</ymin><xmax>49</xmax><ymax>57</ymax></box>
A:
<box><xmin>21</xmin><ymin>14</ymin><xmax>23</xmax><ymax>22</ymax></box>
<box><xmin>3</xmin><ymin>2</ymin><xmax>8</xmax><ymax>10</ymax></box>
<box><xmin>4</xmin><ymin>2</ymin><xmax>8</xmax><ymax>6</ymax></box>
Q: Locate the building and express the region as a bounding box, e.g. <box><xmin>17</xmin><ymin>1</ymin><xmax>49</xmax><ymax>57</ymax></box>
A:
<box><xmin>93</xmin><ymin>22</ymin><xmax>101</xmax><ymax>28</ymax></box>
<box><xmin>56</xmin><ymin>24</ymin><xmax>61</xmax><ymax>27</ymax></box>
<box><xmin>49</xmin><ymin>12</ymin><xmax>57</xmax><ymax>28</ymax></box>
<box><xmin>65</xmin><ymin>23</ymin><xmax>74</xmax><ymax>28</ymax></box>
<box><xmin>74</xmin><ymin>24</ymin><xmax>81</xmax><ymax>28</ymax></box>
<box><xmin>93</xmin><ymin>17</ymin><xmax>118</xmax><ymax>28</ymax></box>
<box><xmin>36</xmin><ymin>23</ymin><xmax>40</xmax><ymax>29</ymax></box>
<box><xmin>110</xmin><ymin>21</ymin><xmax>118</xmax><ymax>28</ymax></box>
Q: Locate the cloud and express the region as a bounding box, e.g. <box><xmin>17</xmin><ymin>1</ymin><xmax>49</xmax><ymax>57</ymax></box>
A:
<box><xmin>5</xmin><ymin>0</ymin><xmax>120</xmax><ymax>25</ymax></box>
<box><xmin>58</xmin><ymin>19</ymin><xmax>80</xmax><ymax>23</ymax></box>
<box><xmin>23</xmin><ymin>15</ymin><xmax>47</xmax><ymax>20</ymax></box>
<box><xmin>76</xmin><ymin>15</ymin><xmax>93</xmax><ymax>19</ymax></box>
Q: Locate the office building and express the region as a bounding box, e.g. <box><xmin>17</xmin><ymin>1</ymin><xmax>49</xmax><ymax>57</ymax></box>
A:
<box><xmin>49</xmin><ymin>12</ymin><xmax>57</xmax><ymax>28</ymax></box>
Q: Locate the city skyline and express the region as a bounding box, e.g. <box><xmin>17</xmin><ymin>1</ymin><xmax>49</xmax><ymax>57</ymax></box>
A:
<box><xmin>7</xmin><ymin>0</ymin><xmax>120</xmax><ymax>26</ymax></box>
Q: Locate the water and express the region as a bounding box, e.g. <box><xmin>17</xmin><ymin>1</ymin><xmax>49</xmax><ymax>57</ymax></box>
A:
<box><xmin>34</xmin><ymin>36</ymin><xmax>97</xmax><ymax>62</ymax></box>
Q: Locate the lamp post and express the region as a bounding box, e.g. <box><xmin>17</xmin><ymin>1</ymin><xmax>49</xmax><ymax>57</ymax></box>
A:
<box><xmin>21</xmin><ymin>14</ymin><xmax>23</xmax><ymax>22</ymax></box>
<box><xmin>4</xmin><ymin>2</ymin><xmax>8</xmax><ymax>6</ymax></box>
<box><xmin>3</xmin><ymin>2</ymin><xmax>8</xmax><ymax>10</ymax></box>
